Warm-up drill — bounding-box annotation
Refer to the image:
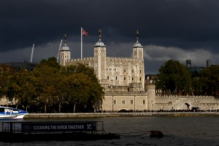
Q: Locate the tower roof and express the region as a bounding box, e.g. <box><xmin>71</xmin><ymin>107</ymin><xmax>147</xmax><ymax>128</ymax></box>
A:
<box><xmin>61</xmin><ymin>34</ymin><xmax>70</xmax><ymax>50</ymax></box>
<box><xmin>133</xmin><ymin>30</ymin><xmax>143</xmax><ymax>48</ymax></box>
<box><xmin>95</xmin><ymin>29</ymin><xmax>105</xmax><ymax>47</ymax></box>
<box><xmin>62</xmin><ymin>44</ymin><xmax>70</xmax><ymax>50</ymax></box>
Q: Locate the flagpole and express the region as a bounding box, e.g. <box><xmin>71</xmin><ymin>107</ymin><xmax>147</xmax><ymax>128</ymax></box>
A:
<box><xmin>81</xmin><ymin>27</ymin><xmax>83</xmax><ymax>59</ymax></box>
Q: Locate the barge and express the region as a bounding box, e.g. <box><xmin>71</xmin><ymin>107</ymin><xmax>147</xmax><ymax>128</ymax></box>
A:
<box><xmin>0</xmin><ymin>121</ymin><xmax>120</xmax><ymax>142</ymax></box>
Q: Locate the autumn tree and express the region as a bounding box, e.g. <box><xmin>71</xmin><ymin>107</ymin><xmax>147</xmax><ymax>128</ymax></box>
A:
<box><xmin>12</xmin><ymin>68</ymin><xmax>37</xmax><ymax>110</ymax></box>
<box><xmin>32</xmin><ymin>57</ymin><xmax>60</xmax><ymax>113</ymax></box>
<box><xmin>63</xmin><ymin>64</ymin><xmax>104</xmax><ymax>112</ymax></box>
<box><xmin>0</xmin><ymin>58</ymin><xmax>104</xmax><ymax>113</ymax></box>
<box><xmin>0</xmin><ymin>64</ymin><xmax>15</xmax><ymax>99</ymax></box>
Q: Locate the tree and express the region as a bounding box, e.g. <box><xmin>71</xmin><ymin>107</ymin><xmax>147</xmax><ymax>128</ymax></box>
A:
<box><xmin>12</xmin><ymin>68</ymin><xmax>37</xmax><ymax>110</ymax></box>
<box><xmin>156</xmin><ymin>60</ymin><xmax>192</xmax><ymax>95</ymax></box>
<box><xmin>33</xmin><ymin>57</ymin><xmax>60</xmax><ymax>113</ymax></box>
<box><xmin>53</xmin><ymin>75</ymin><xmax>68</xmax><ymax>113</ymax></box>
<box><xmin>199</xmin><ymin>65</ymin><xmax>219</xmax><ymax>96</ymax></box>
<box><xmin>63</xmin><ymin>64</ymin><xmax>104</xmax><ymax>112</ymax></box>
<box><xmin>0</xmin><ymin>58</ymin><xmax>104</xmax><ymax>113</ymax></box>
<box><xmin>40</xmin><ymin>57</ymin><xmax>60</xmax><ymax>69</ymax></box>
<box><xmin>0</xmin><ymin>64</ymin><xmax>15</xmax><ymax>98</ymax></box>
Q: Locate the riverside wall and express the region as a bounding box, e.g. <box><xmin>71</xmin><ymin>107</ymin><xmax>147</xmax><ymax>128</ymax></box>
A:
<box><xmin>24</xmin><ymin>112</ymin><xmax>219</xmax><ymax>119</ymax></box>
<box><xmin>102</xmin><ymin>85</ymin><xmax>219</xmax><ymax>112</ymax></box>
<box><xmin>154</xmin><ymin>95</ymin><xmax>219</xmax><ymax>111</ymax></box>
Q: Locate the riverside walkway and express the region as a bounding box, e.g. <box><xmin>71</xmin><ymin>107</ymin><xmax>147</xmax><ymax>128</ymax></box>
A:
<box><xmin>24</xmin><ymin>112</ymin><xmax>219</xmax><ymax>119</ymax></box>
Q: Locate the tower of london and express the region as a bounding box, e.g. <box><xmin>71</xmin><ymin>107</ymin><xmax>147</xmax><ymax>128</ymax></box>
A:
<box><xmin>59</xmin><ymin>29</ymin><xmax>219</xmax><ymax>112</ymax></box>
<box><xmin>60</xmin><ymin>29</ymin><xmax>145</xmax><ymax>92</ymax></box>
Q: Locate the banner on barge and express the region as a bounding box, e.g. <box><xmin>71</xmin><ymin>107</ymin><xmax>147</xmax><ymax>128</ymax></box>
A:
<box><xmin>2</xmin><ymin>121</ymin><xmax>99</xmax><ymax>133</ymax></box>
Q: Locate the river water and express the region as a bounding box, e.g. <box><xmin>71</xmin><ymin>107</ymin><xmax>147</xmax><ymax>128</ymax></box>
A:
<box><xmin>1</xmin><ymin>116</ymin><xmax>219</xmax><ymax>146</ymax></box>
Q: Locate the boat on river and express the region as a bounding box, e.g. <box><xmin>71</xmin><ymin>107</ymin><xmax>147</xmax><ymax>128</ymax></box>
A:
<box><xmin>0</xmin><ymin>106</ymin><xmax>28</xmax><ymax>120</ymax></box>
<box><xmin>0</xmin><ymin>121</ymin><xmax>120</xmax><ymax>142</ymax></box>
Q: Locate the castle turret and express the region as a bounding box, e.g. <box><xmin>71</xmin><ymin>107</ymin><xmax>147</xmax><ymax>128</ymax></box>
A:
<box><xmin>133</xmin><ymin>30</ymin><xmax>145</xmax><ymax>90</ymax></box>
<box><xmin>60</xmin><ymin>34</ymin><xmax>71</xmax><ymax>66</ymax></box>
<box><xmin>94</xmin><ymin>29</ymin><xmax>106</xmax><ymax>82</ymax></box>
<box><xmin>133</xmin><ymin>30</ymin><xmax>143</xmax><ymax>60</ymax></box>
<box><xmin>147</xmin><ymin>84</ymin><xmax>156</xmax><ymax>110</ymax></box>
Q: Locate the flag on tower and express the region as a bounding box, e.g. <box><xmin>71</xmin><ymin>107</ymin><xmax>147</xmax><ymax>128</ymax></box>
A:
<box><xmin>81</xmin><ymin>27</ymin><xmax>88</xmax><ymax>59</ymax></box>
<box><xmin>82</xmin><ymin>28</ymin><xmax>88</xmax><ymax>36</ymax></box>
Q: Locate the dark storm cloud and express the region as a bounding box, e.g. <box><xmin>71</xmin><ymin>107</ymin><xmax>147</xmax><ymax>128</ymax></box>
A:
<box><xmin>1</xmin><ymin>0</ymin><xmax>219</xmax><ymax>73</ymax></box>
<box><xmin>1</xmin><ymin>0</ymin><xmax>219</xmax><ymax>51</ymax></box>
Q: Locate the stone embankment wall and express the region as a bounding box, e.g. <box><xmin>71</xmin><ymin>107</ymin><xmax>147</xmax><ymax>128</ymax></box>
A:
<box><xmin>154</xmin><ymin>95</ymin><xmax>219</xmax><ymax>111</ymax></box>
<box><xmin>25</xmin><ymin>112</ymin><xmax>219</xmax><ymax>119</ymax></box>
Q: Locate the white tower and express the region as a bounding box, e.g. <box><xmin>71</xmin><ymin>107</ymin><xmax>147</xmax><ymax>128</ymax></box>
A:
<box><xmin>94</xmin><ymin>29</ymin><xmax>106</xmax><ymax>82</ymax></box>
<box><xmin>60</xmin><ymin>34</ymin><xmax>71</xmax><ymax>66</ymax></box>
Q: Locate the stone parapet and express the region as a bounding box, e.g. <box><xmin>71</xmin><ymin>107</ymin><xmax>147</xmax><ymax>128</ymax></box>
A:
<box><xmin>105</xmin><ymin>91</ymin><xmax>147</xmax><ymax>96</ymax></box>
<box><xmin>106</xmin><ymin>57</ymin><xmax>143</xmax><ymax>63</ymax></box>
<box><xmin>156</xmin><ymin>95</ymin><xmax>215</xmax><ymax>99</ymax></box>
<box><xmin>70</xmin><ymin>57</ymin><xmax>94</xmax><ymax>62</ymax></box>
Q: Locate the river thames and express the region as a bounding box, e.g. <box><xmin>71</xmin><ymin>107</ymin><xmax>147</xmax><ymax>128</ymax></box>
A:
<box><xmin>1</xmin><ymin>116</ymin><xmax>219</xmax><ymax>146</ymax></box>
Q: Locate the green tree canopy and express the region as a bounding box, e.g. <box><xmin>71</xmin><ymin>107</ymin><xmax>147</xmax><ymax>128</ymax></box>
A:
<box><xmin>0</xmin><ymin>58</ymin><xmax>104</xmax><ymax>113</ymax></box>
<box><xmin>12</xmin><ymin>68</ymin><xmax>37</xmax><ymax>110</ymax></box>
<box><xmin>33</xmin><ymin>57</ymin><xmax>61</xmax><ymax>113</ymax></box>
<box><xmin>0</xmin><ymin>64</ymin><xmax>15</xmax><ymax>98</ymax></box>
<box><xmin>156</xmin><ymin>60</ymin><xmax>192</xmax><ymax>95</ymax></box>
<box><xmin>199</xmin><ymin>65</ymin><xmax>219</xmax><ymax>96</ymax></box>
<box><xmin>62</xmin><ymin>63</ymin><xmax>104</xmax><ymax>112</ymax></box>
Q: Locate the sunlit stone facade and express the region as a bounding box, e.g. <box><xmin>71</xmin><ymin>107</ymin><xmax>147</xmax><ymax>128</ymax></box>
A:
<box><xmin>61</xmin><ymin>30</ymin><xmax>145</xmax><ymax>91</ymax></box>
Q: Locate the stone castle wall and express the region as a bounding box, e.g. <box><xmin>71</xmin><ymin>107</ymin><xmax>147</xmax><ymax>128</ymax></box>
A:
<box><xmin>102</xmin><ymin>91</ymin><xmax>147</xmax><ymax>112</ymax></box>
<box><xmin>105</xmin><ymin>57</ymin><xmax>144</xmax><ymax>90</ymax></box>
<box><xmin>66</xmin><ymin>57</ymin><xmax>95</xmax><ymax>67</ymax></box>
<box><xmin>154</xmin><ymin>95</ymin><xmax>219</xmax><ymax>111</ymax></box>
<box><xmin>66</xmin><ymin>57</ymin><xmax>145</xmax><ymax>90</ymax></box>
<box><xmin>102</xmin><ymin>85</ymin><xmax>219</xmax><ymax>112</ymax></box>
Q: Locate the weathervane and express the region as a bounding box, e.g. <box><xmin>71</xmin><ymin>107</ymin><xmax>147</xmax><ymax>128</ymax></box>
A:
<box><xmin>136</xmin><ymin>30</ymin><xmax>139</xmax><ymax>41</ymax></box>
<box><xmin>64</xmin><ymin>34</ymin><xmax>67</xmax><ymax>44</ymax></box>
<box><xmin>98</xmin><ymin>29</ymin><xmax>102</xmax><ymax>40</ymax></box>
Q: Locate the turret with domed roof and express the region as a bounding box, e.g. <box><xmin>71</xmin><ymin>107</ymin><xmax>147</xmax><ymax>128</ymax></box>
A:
<box><xmin>133</xmin><ymin>30</ymin><xmax>143</xmax><ymax>60</ymax></box>
<box><xmin>94</xmin><ymin>29</ymin><xmax>106</xmax><ymax>81</ymax></box>
<box><xmin>60</xmin><ymin>34</ymin><xmax>71</xmax><ymax>66</ymax></box>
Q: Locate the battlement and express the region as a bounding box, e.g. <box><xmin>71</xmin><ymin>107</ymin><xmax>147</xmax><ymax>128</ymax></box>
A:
<box><xmin>106</xmin><ymin>57</ymin><xmax>142</xmax><ymax>62</ymax></box>
<box><xmin>70</xmin><ymin>57</ymin><xmax>94</xmax><ymax>62</ymax></box>
<box><xmin>156</xmin><ymin>95</ymin><xmax>215</xmax><ymax>99</ymax></box>
<box><xmin>105</xmin><ymin>91</ymin><xmax>147</xmax><ymax>96</ymax></box>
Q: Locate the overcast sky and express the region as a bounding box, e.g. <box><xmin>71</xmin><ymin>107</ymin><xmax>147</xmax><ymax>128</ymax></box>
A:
<box><xmin>1</xmin><ymin>0</ymin><xmax>219</xmax><ymax>74</ymax></box>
